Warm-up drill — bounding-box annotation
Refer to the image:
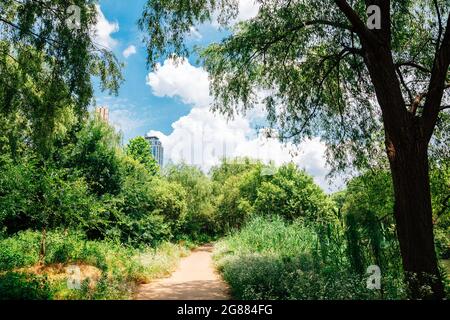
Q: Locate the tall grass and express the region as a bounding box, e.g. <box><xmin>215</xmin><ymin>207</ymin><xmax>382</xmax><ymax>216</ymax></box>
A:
<box><xmin>0</xmin><ymin>230</ymin><xmax>189</xmax><ymax>299</ymax></box>
<box><xmin>214</xmin><ymin>216</ymin><xmax>407</xmax><ymax>300</ymax></box>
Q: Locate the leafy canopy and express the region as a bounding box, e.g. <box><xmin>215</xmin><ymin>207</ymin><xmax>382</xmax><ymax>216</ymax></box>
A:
<box><xmin>140</xmin><ymin>0</ymin><xmax>450</xmax><ymax>171</ymax></box>
<box><xmin>0</xmin><ymin>0</ymin><xmax>123</xmax><ymax>157</ymax></box>
<box><xmin>126</xmin><ymin>136</ymin><xmax>159</xmax><ymax>176</ymax></box>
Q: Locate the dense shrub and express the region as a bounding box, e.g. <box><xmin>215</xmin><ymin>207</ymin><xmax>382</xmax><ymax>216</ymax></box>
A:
<box><xmin>165</xmin><ymin>164</ymin><xmax>218</xmax><ymax>240</ymax></box>
<box><xmin>253</xmin><ymin>164</ymin><xmax>334</xmax><ymax>222</ymax></box>
<box><xmin>0</xmin><ymin>162</ymin><xmax>95</xmax><ymax>235</ymax></box>
<box><xmin>126</xmin><ymin>136</ymin><xmax>159</xmax><ymax>175</ymax></box>
<box><xmin>67</xmin><ymin>117</ymin><xmax>123</xmax><ymax>196</ymax></box>
<box><xmin>0</xmin><ymin>272</ymin><xmax>53</xmax><ymax>300</ymax></box>
<box><xmin>0</xmin><ymin>230</ymin><xmax>189</xmax><ymax>299</ymax></box>
<box><xmin>0</xmin><ymin>231</ymin><xmax>41</xmax><ymax>271</ymax></box>
<box><xmin>214</xmin><ymin>216</ymin><xmax>407</xmax><ymax>300</ymax></box>
<box><xmin>212</xmin><ymin>160</ymin><xmax>335</xmax><ymax>232</ymax></box>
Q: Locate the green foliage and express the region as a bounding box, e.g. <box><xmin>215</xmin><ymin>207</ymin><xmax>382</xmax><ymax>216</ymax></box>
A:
<box><xmin>0</xmin><ymin>160</ymin><xmax>96</xmax><ymax>234</ymax></box>
<box><xmin>0</xmin><ymin>272</ymin><xmax>53</xmax><ymax>300</ymax></box>
<box><xmin>0</xmin><ymin>231</ymin><xmax>40</xmax><ymax>271</ymax></box>
<box><xmin>216</xmin><ymin>173</ymin><xmax>254</xmax><ymax>232</ymax></box>
<box><xmin>0</xmin><ymin>230</ymin><xmax>188</xmax><ymax>300</ymax></box>
<box><xmin>165</xmin><ymin>163</ymin><xmax>217</xmax><ymax>240</ymax></box>
<box><xmin>211</xmin><ymin>160</ymin><xmax>334</xmax><ymax>232</ymax></box>
<box><xmin>126</xmin><ymin>136</ymin><xmax>159</xmax><ymax>176</ymax></box>
<box><xmin>68</xmin><ymin>116</ymin><xmax>123</xmax><ymax>196</ymax></box>
<box><xmin>111</xmin><ymin>171</ymin><xmax>187</xmax><ymax>245</ymax></box>
<box><xmin>214</xmin><ymin>216</ymin><xmax>407</xmax><ymax>300</ymax></box>
<box><xmin>254</xmin><ymin>164</ymin><xmax>334</xmax><ymax>222</ymax></box>
<box><xmin>0</xmin><ymin>2</ymin><xmax>123</xmax><ymax>158</ymax></box>
<box><xmin>342</xmin><ymin>169</ymin><xmax>450</xmax><ymax>263</ymax></box>
<box><xmin>430</xmin><ymin>161</ymin><xmax>450</xmax><ymax>259</ymax></box>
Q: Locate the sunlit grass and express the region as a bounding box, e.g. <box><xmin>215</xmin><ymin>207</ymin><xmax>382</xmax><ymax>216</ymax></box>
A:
<box><xmin>0</xmin><ymin>230</ymin><xmax>188</xmax><ymax>300</ymax></box>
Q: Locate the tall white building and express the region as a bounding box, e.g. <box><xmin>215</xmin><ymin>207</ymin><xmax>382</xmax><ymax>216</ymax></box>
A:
<box><xmin>145</xmin><ymin>136</ymin><xmax>164</xmax><ymax>168</ymax></box>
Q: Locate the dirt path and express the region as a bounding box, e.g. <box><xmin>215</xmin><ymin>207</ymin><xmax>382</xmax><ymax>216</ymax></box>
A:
<box><xmin>135</xmin><ymin>244</ymin><xmax>230</xmax><ymax>300</ymax></box>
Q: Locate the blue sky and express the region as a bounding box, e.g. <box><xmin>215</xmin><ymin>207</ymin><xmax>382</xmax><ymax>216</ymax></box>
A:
<box><xmin>95</xmin><ymin>0</ymin><xmax>192</xmax><ymax>140</ymax></box>
<box><xmin>94</xmin><ymin>0</ymin><xmax>227</xmax><ymax>142</ymax></box>
<box><xmin>92</xmin><ymin>0</ymin><xmax>341</xmax><ymax>192</ymax></box>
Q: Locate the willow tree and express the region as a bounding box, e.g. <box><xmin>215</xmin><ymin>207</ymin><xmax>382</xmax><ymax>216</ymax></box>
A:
<box><xmin>0</xmin><ymin>0</ymin><xmax>122</xmax><ymax>158</ymax></box>
<box><xmin>140</xmin><ymin>0</ymin><xmax>449</xmax><ymax>299</ymax></box>
<box><xmin>1</xmin><ymin>0</ymin><xmax>122</xmax><ymax>261</ymax></box>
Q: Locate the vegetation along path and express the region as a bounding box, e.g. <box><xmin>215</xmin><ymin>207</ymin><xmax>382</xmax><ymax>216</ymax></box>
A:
<box><xmin>135</xmin><ymin>244</ymin><xmax>230</xmax><ymax>300</ymax></box>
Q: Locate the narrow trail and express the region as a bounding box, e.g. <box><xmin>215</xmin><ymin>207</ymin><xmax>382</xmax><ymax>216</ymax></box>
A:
<box><xmin>135</xmin><ymin>244</ymin><xmax>230</xmax><ymax>300</ymax></box>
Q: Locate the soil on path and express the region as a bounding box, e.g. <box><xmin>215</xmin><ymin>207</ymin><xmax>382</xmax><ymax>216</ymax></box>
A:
<box><xmin>134</xmin><ymin>244</ymin><xmax>230</xmax><ymax>300</ymax></box>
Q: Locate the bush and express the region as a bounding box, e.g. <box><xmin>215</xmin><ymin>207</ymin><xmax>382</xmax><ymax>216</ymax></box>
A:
<box><xmin>165</xmin><ymin>163</ymin><xmax>218</xmax><ymax>241</ymax></box>
<box><xmin>0</xmin><ymin>272</ymin><xmax>53</xmax><ymax>300</ymax></box>
<box><xmin>435</xmin><ymin>228</ymin><xmax>450</xmax><ymax>259</ymax></box>
<box><xmin>253</xmin><ymin>164</ymin><xmax>334</xmax><ymax>222</ymax></box>
<box><xmin>0</xmin><ymin>231</ymin><xmax>40</xmax><ymax>271</ymax></box>
<box><xmin>67</xmin><ymin>117</ymin><xmax>123</xmax><ymax>196</ymax></box>
<box><xmin>0</xmin><ymin>160</ymin><xmax>96</xmax><ymax>235</ymax></box>
<box><xmin>108</xmin><ymin>160</ymin><xmax>187</xmax><ymax>245</ymax></box>
<box><xmin>214</xmin><ymin>216</ymin><xmax>406</xmax><ymax>300</ymax></box>
<box><xmin>0</xmin><ymin>230</ymin><xmax>189</xmax><ymax>300</ymax></box>
<box><xmin>212</xmin><ymin>161</ymin><xmax>335</xmax><ymax>233</ymax></box>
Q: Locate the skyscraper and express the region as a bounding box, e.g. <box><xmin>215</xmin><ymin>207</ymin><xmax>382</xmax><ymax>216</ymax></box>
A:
<box><xmin>95</xmin><ymin>106</ymin><xmax>109</xmax><ymax>123</ymax></box>
<box><xmin>145</xmin><ymin>136</ymin><xmax>164</xmax><ymax>168</ymax></box>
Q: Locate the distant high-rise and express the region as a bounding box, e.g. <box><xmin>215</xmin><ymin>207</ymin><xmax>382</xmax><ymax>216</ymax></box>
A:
<box><xmin>145</xmin><ymin>136</ymin><xmax>164</xmax><ymax>168</ymax></box>
<box><xmin>95</xmin><ymin>106</ymin><xmax>109</xmax><ymax>123</ymax></box>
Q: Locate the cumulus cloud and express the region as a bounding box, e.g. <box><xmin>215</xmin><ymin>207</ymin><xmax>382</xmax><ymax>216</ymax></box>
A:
<box><xmin>147</xmin><ymin>108</ymin><xmax>334</xmax><ymax>191</ymax></box>
<box><xmin>146</xmin><ymin>58</ymin><xmax>212</xmax><ymax>108</ymax></box>
<box><xmin>95</xmin><ymin>97</ymin><xmax>145</xmax><ymax>135</ymax></box>
<box><xmin>235</xmin><ymin>0</ymin><xmax>260</xmax><ymax>23</ymax></box>
<box><xmin>146</xmin><ymin>58</ymin><xmax>337</xmax><ymax>192</ymax></box>
<box><xmin>122</xmin><ymin>45</ymin><xmax>137</xmax><ymax>58</ymax></box>
<box><xmin>93</xmin><ymin>4</ymin><xmax>119</xmax><ymax>49</ymax></box>
<box><xmin>188</xmin><ymin>26</ymin><xmax>203</xmax><ymax>40</ymax></box>
<box><xmin>212</xmin><ymin>0</ymin><xmax>260</xmax><ymax>27</ymax></box>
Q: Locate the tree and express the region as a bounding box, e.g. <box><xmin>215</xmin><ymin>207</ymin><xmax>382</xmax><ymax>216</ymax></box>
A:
<box><xmin>165</xmin><ymin>163</ymin><xmax>217</xmax><ymax>239</ymax></box>
<box><xmin>68</xmin><ymin>116</ymin><xmax>123</xmax><ymax>196</ymax></box>
<box><xmin>0</xmin><ymin>1</ymin><xmax>122</xmax><ymax>158</ymax></box>
<box><xmin>254</xmin><ymin>164</ymin><xmax>334</xmax><ymax>222</ymax></box>
<box><xmin>126</xmin><ymin>136</ymin><xmax>159</xmax><ymax>175</ymax></box>
<box><xmin>140</xmin><ymin>0</ymin><xmax>450</xmax><ymax>298</ymax></box>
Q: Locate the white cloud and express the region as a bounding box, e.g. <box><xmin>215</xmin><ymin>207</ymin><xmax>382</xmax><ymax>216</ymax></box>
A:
<box><xmin>110</xmin><ymin>109</ymin><xmax>145</xmax><ymax>133</ymax></box>
<box><xmin>212</xmin><ymin>0</ymin><xmax>260</xmax><ymax>27</ymax></box>
<box><xmin>95</xmin><ymin>97</ymin><xmax>145</xmax><ymax>135</ymax></box>
<box><xmin>93</xmin><ymin>4</ymin><xmax>119</xmax><ymax>49</ymax></box>
<box><xmin>146</xmin><ymin>58</ymin><xmax>212</xmax><ymax>108</ymax></box>
<box><xmin>188</xmin><ymin>26</ymin><xmax>203</xmax><ymax>40</ymax></box>
<box><xmin>122</xmin><ymin>45</ymin><xmax>137</xmax><ymax>58</ymax></box>
<box><xmin>146</xmin><ymin>58</ymin><xmax>338</xmax><ymax>192</ymax></box>
<box><xmin>235</xmin><ymin>0</ymin><xmax>260</xmax><ymax>23</ymax></box>
<box><xmin>148</xmin><ymin>108</ymin><xmax>334</xmax><ymax>191</ymax></box>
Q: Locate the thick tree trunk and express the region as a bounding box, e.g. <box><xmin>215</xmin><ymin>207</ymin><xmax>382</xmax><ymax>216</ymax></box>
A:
<box><xmin>387</xmin><ymin>138</ymin><xmax>445</xmax><ymax>299</ymax></box>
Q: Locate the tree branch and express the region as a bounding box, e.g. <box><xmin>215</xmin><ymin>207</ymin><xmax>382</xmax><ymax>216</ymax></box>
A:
<box><xmin>0</xmin><ymin>16</ymin><xmax>59</xmax><ymax>47</ymax></box>
<box><xmin>334</xmin><ymin>0</ymin><xmax>378</xmax><ymax>45</ymax></box>
<box><xmin>395</xmin><ymin>61</ymin><xmax>431</xmax><ymax>74</ymax></box>
<box><xmin>412</xmin><ymin>84</ymin><xmax>450</xmax><ymax>115</ymax></box>
<box><xmin>238</xmin><ymin>19</ymin><xmax>354</xmax><ymax>68</ymax></box>
<box><xmin>422</xmin><ymin>14</ymin><xmax>450</xmax><ymax>139</ymax></box>
<box><xmin>433</xmin><ymin>0</ymin><xmax>443</xmax><ymax>53</ymax></box>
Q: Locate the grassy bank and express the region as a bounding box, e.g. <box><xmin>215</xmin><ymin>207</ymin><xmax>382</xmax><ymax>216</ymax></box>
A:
<box><xmin>214</xmin><ymin>216</ymin><xmax>407</xmax><ymax>300</ymax></box>
<box><xmin>0</xmin><ymin>230</ymin><xmax>189</xmax><ymax>300</ymax></box>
